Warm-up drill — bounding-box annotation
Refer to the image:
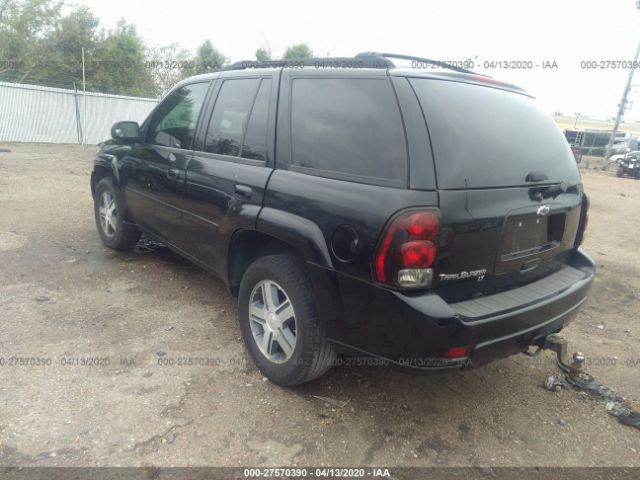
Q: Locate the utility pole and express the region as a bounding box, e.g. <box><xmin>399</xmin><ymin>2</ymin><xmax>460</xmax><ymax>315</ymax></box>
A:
<box><xmin>603</xmin><ymin>3</ymin><xmax>640</xmax><ymax>161</ymax></box>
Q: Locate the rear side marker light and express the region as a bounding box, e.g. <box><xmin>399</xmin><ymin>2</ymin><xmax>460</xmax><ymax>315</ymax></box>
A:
<box><xmin>443</xmin><ymin>346</ymin><xmax>470</xmax><ymax>359</ymax></box>
<box><xmin>374</xmin><ymin>210</ymin><xmax>440</xmax><ymax>288</ymax></box>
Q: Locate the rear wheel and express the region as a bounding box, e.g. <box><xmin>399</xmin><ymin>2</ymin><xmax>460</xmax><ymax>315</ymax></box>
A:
<box><xmin>616</xmin><ymin>166</ymin><xmax>625</xmax><ymax>177</ymax></box>
<box><xmin>94</xmin><ymin>177</ymin><xmax>141</xmax><ymax>249</ymax></box>
<box><xmin>635</xmin><ymin>168</ymin><xmax>640</xmax><ymax>180</ymax></box>
<box><xmin>238</xmin><ymin>254</ymin><xmax>335</xmax><ymax>386</ymax></box>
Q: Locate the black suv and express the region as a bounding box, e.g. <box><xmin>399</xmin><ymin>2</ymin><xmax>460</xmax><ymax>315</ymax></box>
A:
<box><xmin>91</xmin><ymin>52</ymin><xmax>595</xmax><ymax>386</ymax></box>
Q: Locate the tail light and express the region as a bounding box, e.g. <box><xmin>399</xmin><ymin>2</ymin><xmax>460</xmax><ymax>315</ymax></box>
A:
<box><xmin>374</xmin><ymin>210</ymin><xmax>439</xmax><ymax>288</ymax></box>
<box><xmin>574</xmin><ymin>194</ymin><xmax>589</xmax><ymax>247</ymax></box>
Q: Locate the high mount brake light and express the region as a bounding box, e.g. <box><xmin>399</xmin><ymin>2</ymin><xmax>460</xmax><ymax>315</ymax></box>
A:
<box><xmin>374</xmin><ymin>211</ymin><xmax>440</xmax><ymax>288</ymax></box>
<box><xmin>467</xmin><ymin>74</ymin><xmax>517</xmax><ymax>89</ymax></box>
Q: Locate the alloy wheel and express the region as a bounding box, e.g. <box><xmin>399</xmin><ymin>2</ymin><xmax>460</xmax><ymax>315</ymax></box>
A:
<box><xmin>249</xmin><ymin>280</ymin><xmax>297</xmax><ymax>363</ymax></box>
<box><xmin>98</xmin><ymin>190</ymin><xmax>117</xmax><ymax>238</ymax></box>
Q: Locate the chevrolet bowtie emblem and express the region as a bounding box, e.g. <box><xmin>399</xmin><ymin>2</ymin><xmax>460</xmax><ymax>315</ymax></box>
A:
<box><xmin>537</xmin><ymin>205</ymin><xmax>550</xmax><ymax>216</ymax></box>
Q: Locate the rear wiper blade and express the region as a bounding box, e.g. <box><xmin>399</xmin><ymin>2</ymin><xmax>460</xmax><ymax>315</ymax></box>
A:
<box><xmin>529</xmin><ymin>180</ymin><xmax>581</xmax><ymax>201</ymax></box>
<box><xmin>544</xmin><ymin>181</ymin><xmax>580</xmax><ymax>198</ymax></box>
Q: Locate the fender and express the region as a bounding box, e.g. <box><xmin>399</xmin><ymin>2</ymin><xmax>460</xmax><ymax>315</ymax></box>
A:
<box><xmin>92</xmin><ymin>153</ymin><xmax>120</xmax><ymax>188</ymax></box>
<box><xmin>253</xmin><ymin>208</ymin><xmax>344</xmax><ymax>337</ymax></box>
<box><xmin>91</xmin><ymin>142</ymin><xmax>135</xmax><ymax>190</ymax></box>
<box><xmin>256</xmin><ymin>206</ymin><xmax>333</xmax><ymax>269</ymax></box>
<box><xmin>91</xmin><ymin>143</ymin><xmax>136</xmax><ymax>220</ymax></box>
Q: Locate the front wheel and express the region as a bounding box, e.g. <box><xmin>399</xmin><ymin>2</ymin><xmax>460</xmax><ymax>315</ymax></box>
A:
<box><xmin>93</xmin><ymin>177</ymin><xmax>141</xmax><ymax>250</ymax></box>
<box><xmin>238</xmin><ymin>254</ymin><xmax>336</xmax><ymax>386</ymax></box>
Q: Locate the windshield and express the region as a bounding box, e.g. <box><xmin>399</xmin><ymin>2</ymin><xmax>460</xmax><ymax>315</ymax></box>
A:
<box><xmin>409</xmin><ymin>78</ymin><xmax>580</xmax><ymax>189</ymax></box>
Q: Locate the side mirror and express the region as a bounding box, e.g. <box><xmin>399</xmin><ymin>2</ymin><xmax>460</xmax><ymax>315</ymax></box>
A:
<box><xmin>111</xmin><ymin>121</ymin><xmax>140</xmax><ymax>141</ymax></box>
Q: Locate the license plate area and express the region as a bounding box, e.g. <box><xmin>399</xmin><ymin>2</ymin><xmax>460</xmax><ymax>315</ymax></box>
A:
<box><xmin>504</xmin><ymin>215</ymin><xmax>547</xmax><ymax>253</ymax></box>
<box><xmin>495</xmin><ymin>213</ymin><xmax>565</xmax><ymax>274</ymax></box>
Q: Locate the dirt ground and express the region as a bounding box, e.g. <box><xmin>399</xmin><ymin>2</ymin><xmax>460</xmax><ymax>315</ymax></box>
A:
<box><xmin>0</xmin><ymin>143</ymin><xmax>639</xmax><ymax>468</ymax></box>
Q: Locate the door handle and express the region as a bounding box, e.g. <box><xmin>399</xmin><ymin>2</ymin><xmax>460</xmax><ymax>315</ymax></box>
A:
<box><xmin>234</xmin><ymin>184</ymin><xmax>253</xmax><ymax>198</ymax></box>
<box><xmin>166</xmin><ymin>168</ymin><xmax>181</xmax><ymax>180</ymax></box>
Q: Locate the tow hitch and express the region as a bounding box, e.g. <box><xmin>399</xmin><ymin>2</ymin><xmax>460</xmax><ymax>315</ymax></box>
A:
<box><xmin>525</xmin><ymin>334</ymin><xmax>640</xmax><ymax>431</ymax></box>
<box><xmin>526</xmin><ymin>334</ymin><xmax>588</xmax><ymax>378</ymax></box>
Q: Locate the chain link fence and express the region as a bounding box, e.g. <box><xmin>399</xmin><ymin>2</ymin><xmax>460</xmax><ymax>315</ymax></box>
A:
<box><xmin>0</xmin><ymin>81</ymin><xmax>158</xmax><ymax>145</ymax></box>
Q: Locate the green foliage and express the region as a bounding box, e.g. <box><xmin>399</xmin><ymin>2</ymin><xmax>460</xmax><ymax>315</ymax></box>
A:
<box><xmin>0</xmin><ymin>1</ymin><xmax>157</xmax><ymax>95</ymax></box>
<box><xmin>255</xmin><ymin>47</ymin><xmax>271</xmax><ymax>62</ymax></box>
<box><xmin>146</xmin><ymin>42</ymin><xmax>192</xmax><ymax>95</ymax></box>
<box><xmin>0</xmin><ymin>0</ymin><xmax>63</xmax><ymax>80</ymax></box>
<box><xmin>27</xmin><ymin>7</ymin><xmax>100</xmax><ymax>87</ymax></box>
<box><xmin>1</xmin><ymin>1</ymin><xmax>316</xmax><ymax>97</ymax></box>
<box><xmin>282</xmin><ymin>43</ymin><xmax>313</xmax><ymax>60</ymax></box>
<box><xmin>188</xmin><ymin>39</ymin><xmax>226</xmax><ymax>75</ymax></box>
<box><xmin>91</xmin><ymin>20</ymin><xmax>157</xmax><ymax>96</ymax></box>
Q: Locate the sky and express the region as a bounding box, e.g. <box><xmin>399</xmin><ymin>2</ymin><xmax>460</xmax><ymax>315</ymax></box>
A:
<box><xmin>76</xmin><ymin>0</ymin><xmax>640</xmax><ymax>121</ymax></box>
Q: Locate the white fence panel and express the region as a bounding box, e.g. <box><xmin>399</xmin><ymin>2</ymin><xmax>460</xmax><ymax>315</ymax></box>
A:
<box><xmin>0</xmin><ymin>81</ymin><xmax>158</xmax><ymax>144</ymax></box>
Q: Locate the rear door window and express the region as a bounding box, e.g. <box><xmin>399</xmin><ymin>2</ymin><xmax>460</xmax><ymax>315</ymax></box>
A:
<box><xmin>290</xmin><ymin>78</ymin><xmax>407</xmax><ymax>185</ymax></box>
<box><xmin>204</xmin><ymin>78</ymin><xmax>261</xmax><ymax>157</ymax></box>
<box><xmin>409</xmin><ymin>78</ymin><xmax>580</xmax><ymax>189</ymax></box>
<box><xmin>241</xmin><ymin>79</ymin><xmax>271</xmax><ymax>161</ymax></box>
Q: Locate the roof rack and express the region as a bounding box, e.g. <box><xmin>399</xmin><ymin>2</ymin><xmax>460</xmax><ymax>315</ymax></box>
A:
<box><xmin>221</xmin><ymin>52</ymin><xmax>476</xmax><ymax>74</ymax></box>
<box><xmin>355</xmin><ymin>52</ymin><xmax>475</xmax><ymax>74</ymax></box>
<box><xmin>222</xmin><ymin>55</ymin><xmax>394</xmax><ymax>71</ymax></box>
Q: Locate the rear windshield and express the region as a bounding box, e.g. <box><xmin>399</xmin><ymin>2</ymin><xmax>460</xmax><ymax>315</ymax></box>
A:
<box><xmin>409</xmin><ymin>78</ymin><xmax>580</xmax><ymax>189</ymax></box>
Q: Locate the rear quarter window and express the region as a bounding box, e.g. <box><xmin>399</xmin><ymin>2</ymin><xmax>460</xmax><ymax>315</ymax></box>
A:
<box><xmin>290</xmin><ymin>78</ymin><xmax>407</xmax><ymax>185</ymax></box>
<box><xmin>409</xmin><ymin>78</ymin><xmax>580</xmax><ymax>189</ymax></box>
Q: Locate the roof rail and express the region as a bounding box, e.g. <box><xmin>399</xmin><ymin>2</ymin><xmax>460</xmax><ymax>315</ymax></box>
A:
<box><xmin>355</xmin><ymin>52</ymin><xmax>475</xmax><ymax>74</ymax></box>
<box><xmin>222</xmin><ymin>55</ymin><xmax>394</xmax><ymax>71</ymax></box>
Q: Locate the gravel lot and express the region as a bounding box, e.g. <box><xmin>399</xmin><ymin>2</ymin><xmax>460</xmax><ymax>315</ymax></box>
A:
<box><xmin>0</xmin><ymin>143</ymin><xmax>639</xmax><ymax>467</ymax></box>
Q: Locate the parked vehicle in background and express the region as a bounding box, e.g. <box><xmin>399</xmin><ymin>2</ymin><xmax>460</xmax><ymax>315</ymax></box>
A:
<box><xmin>606</xmin><ymin>150</ymin><xmax>640</xmax><ymax>172</ymax></box>
<box><xmin>612</xmin><ymin>137</ymin><xmax>639</xmax><ymax>155</ymax></box>
<box><xmin>617</xmin><ymin>153</ymin><xmax>640</xmax><ymax>179</ymax></box>
<box><xmin>90</xmin><ymin>52</ymin><xmax>595</xmax><ymax>386</ymax></box>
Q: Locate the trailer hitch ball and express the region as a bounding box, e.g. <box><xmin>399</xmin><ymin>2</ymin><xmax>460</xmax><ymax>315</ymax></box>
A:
<box><xmin>569</xmin><ymin>352</ymin><xmax>584</xmax><ymax>377</ymax></box>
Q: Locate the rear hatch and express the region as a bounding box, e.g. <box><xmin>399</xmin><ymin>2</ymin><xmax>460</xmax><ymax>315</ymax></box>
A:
<box><xmin>408</xmin><ymin>77</ymin><xmax>585</xmax><ymax>302</ymax></box>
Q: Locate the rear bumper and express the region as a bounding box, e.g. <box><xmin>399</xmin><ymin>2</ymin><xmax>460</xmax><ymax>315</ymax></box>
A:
<box><xmin>325</xmin><ymin>248</ymin><xmax>596</xmax><ymax>370</ymax></box>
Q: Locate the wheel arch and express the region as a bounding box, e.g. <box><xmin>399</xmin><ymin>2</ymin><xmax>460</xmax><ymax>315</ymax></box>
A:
<box><xmin>91</xmin><ymin>154</ymin><xmax>121</xmax><ymax>196</ymax></box>
<box><xmin>227</xmin><ymin>230</ymin><xmax>304</xmax><ymax>297</ymax></box>
<box><xmin>227</xmin><ymin>209</ymin><xmax>336</xmax><ymax>300</ymax></box>
<box><xmin>91</xmin><ymin>154</ymin><xmax>136</xmax><ymax>223</ymax></box>
<box><xmin>228</xmin><ymin>227</ymin><xmax>344</xmax><ymax>360</ymax></box>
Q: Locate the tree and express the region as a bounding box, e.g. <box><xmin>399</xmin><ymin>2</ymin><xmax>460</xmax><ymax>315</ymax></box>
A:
<box><xmin>28</xmin><ymin>6</ymin><xmax>100</xmax><ymax>87</ymax></box>
<box><xmin>0</xmin><ymin>2</ymin><xmax>231</xmax><ymax>98</ymax></box>
<box><xmin>92</xmin><ymin>19</ymin><xmax>157</xmax><ymax>96</ymax></box>
<box><xmin>282</xmin><ymin>43</ymin><xmax>313</xmax><ymax>60</ymax></box>
<box><xmin>146</xmin><ymin>42</ymin><xmax>192</xmax><ymax>95</ymax></box>
<box><xmin>255</xmin><ymin>47</ymin><xmax>271</xmax><ymax>62</ymax></box>
<box><xmin>34</xmin><ymin>11</ymin><xmax>157</xmax><ymax>96</ymax></box>
<box><xmin>1</xmin><ymin>2</ymin><xmax>158</xmax><ymax>96</ymax></box>
<box><xmin>0</xmin><ymin>0</ymin><xmax>63</xmax><ymax>80</ymax></box>
<box><xmin>190</xmin><ymin>39</ymin><xmax>226</xmax><ymax>75</ymax></box>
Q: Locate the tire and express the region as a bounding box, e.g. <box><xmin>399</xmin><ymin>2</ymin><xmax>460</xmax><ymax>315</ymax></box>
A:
<box><xmin>616</xmin><ymin>166</ymin><xmax>624</xmax><ymax>177</ymax></box>
<box><xmin>635</xmin><ymin>169</ymin><xmax>640</xmax><ymax>180</ymax></box>
<box><xmin>93</xmin><ymin>177</ymin><xmax>141</xmax><ymax>250</ymax></box>
<box><xmin>238</xmin><ymin>254</ymin><xmax>336</xmax><ymax>386</ymax></box>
